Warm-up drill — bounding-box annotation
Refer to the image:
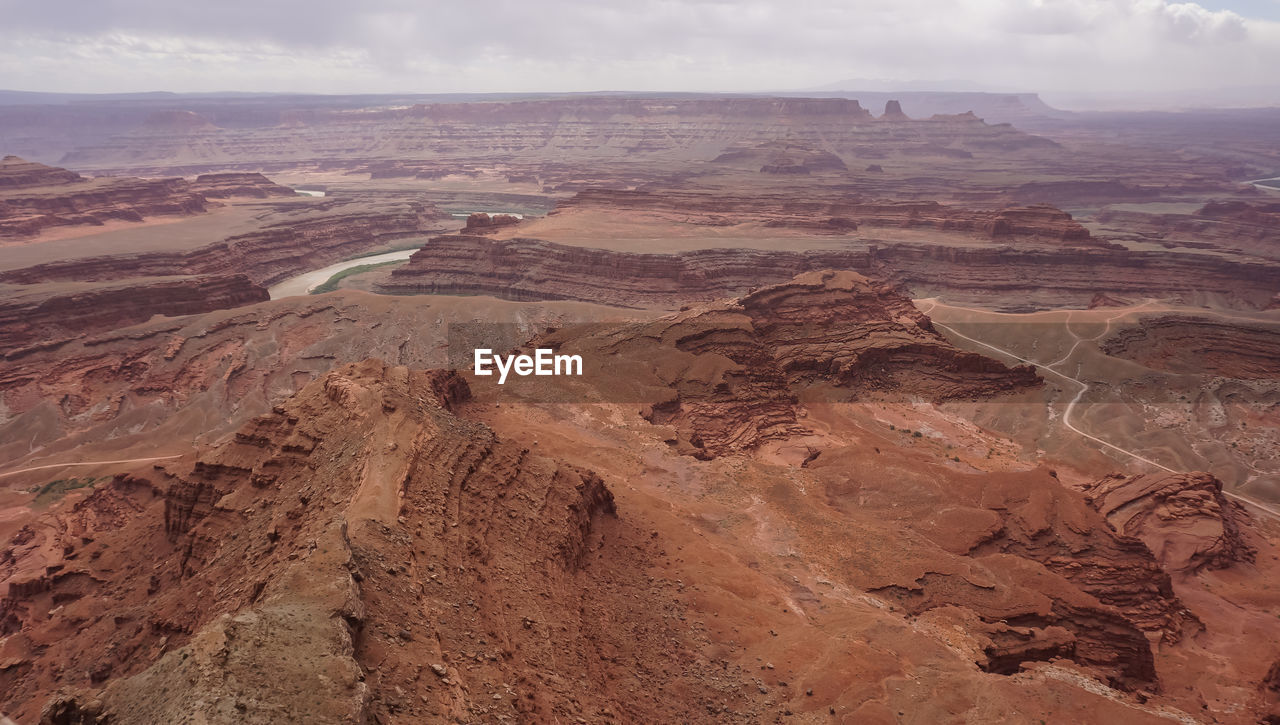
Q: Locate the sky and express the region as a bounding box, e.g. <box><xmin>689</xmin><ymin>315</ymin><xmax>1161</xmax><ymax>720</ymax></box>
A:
<box><xmin>1</xmin><ymin>0</ymin><xmax>1278</xmax><ymax>106</ymax></box>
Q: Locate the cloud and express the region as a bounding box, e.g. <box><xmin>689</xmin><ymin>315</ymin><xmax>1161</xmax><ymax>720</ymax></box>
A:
<box><xmin>0</xmin><ymin>0</ymin><xmax>1274</xmax><ymax>97</ymax></box>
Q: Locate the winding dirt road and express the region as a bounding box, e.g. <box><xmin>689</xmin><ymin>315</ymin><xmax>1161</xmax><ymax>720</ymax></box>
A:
<box><xmin>919</xmin><ymin>299</ymin><xmax>1280</xmax><ymax>522</ymax></box>
<box><xmin>0</xmin><ymin>455</ymin><xmax>182</xmax><ymax>480</ymax></box>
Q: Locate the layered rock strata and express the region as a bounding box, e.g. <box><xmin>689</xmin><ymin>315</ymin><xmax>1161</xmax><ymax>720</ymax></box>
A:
<box><xmin>533</xmin><ymin>270</ymin><xmax>1041</xmax><ymax>458</ymax></box>
<box><xmin>1083</xmin><ymin>472</ymin><xmax>1256</xmax><ymax>573</ymax></box>
<box><xmin>0</xmin><ymin>275</ymin><xmax>269</xmax><ymax>352</ymax></box>
<box><xmin>1</xmin><ymin>199</ymin><xmax>446</xmax><ymax>287</ymax></box>
<box><xmin>0</xmin><ymin>361</ymin><xmax>709</xmax><ymax>724</ymax></box>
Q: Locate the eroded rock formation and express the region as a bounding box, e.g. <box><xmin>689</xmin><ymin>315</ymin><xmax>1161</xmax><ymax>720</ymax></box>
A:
<box><xmin>1083</xmin><ymin>472</ymin><xmax>1256</xmax><ymax>573</ymax></box>
<box><xmin>712</xmin><ymin>141</ymin><xmax>849</xmax><ymax>174</ymax></box>
<box><xmin>1101</xmin><ymin>316</ymin><xmax>1280</xmax><ymax>378</ymax></box>
<box><xmin>50</xmin><ymin>96</ymin><xmax>1058</xmax><ymax>172</ymax></box>
<box><xmin>462</xmin><ymin>211</ymin><xmax>520</xmax><ymax>233</ymax></box>
<box><xmin>0</xmin><ymin>157</ymin><xmax>208</xmax><ymax>237</ymax></box>
<box><xmin>533</xmin><ymin>270</ymin><xmax>1040</xmax><ymax>458</ymax></box>
<box><xmin>189</xmin><ymin>172</ymin><xmax>295</xmax><ymax>198</ymax></box>
<box><xmin>378</xmin><ymin>231</ymin><xmax>1278</xmax><ymax>311</ymax></box>
<box><xmin>0</xmin><ymin>274</ymin><xmax>269</xmax><ymax>352</ymax></box>
<box><xmin>0</xmin><ymin>360</ymin><xmax>735</xmax><ymax>723</ymax></box>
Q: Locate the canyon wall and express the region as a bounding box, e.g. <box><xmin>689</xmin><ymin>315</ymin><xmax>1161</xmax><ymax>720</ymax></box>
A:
<box><xmin>0</xmin><ymin>157</ymin><xmax>207</xmax><ymax>237</ymax></box>
<box><xmin>379</xmin><ymin>234</ymin><xmax>1279</xmax><ymax>311</ymax></box>
<box><xmin>0</xmin><ymin>275</ymin><xmax>268</xmax><ymax>353</ymax></box>
<box><xmin>556</xmin><ymin>189</ymin><xmax>1097</xmax><ymax>242</ymax></box>
<box><xmin>1100</xmin><ymin>315</ymin><xmax>1280</xmax><ymax>378</ymax></box>
<box><xmin>49</xmin><ymin>96</ymin><xmax>1057</xmax><ymax>172</ymax></box>
<box><xmin>534</xmin><ymin>270</ymin><xmax>1041</xmax><ymax>458</ymax></box>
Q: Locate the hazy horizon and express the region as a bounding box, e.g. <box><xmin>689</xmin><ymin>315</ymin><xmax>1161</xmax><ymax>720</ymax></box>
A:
<box><xmin>2</xmin><ymin>0</ymin><xmax>1278</xmax><ymax>111</ymax></box>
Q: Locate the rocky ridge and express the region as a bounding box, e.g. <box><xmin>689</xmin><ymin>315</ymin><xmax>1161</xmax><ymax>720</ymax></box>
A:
<box><xmin>0</xmin><ymin>360</ymin><xmax>729</xmax><ymax>723</ymax></box>
<box><xmin>531</xmin><ymin>270</ymin><xmax>1041</xmax><ymax>458</ymax></box>
<box><xmin>0</xmin><ymin>275</ymin><xmax>268</xmax><ymax>353</ymax></box>
<box><xmin>1100</xmin><ymin>315</ymin><xmax>1280</xmax><ymax>379</ymax></box>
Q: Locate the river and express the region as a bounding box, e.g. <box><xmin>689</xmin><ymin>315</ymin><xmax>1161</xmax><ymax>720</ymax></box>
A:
<box><xmin>1249</xmin><ymin>176</ymin><xmax>1280</xmax><ymax>191</ymax></box>
<box><xmin>268</xmin><ymin>210</ymin><xmax>531</xmax><ymax>299</ymax></box>
<box><xmin>267</xmin><ymin>248</ymin><xmax>418</xmax><ymax>299</ymax></box>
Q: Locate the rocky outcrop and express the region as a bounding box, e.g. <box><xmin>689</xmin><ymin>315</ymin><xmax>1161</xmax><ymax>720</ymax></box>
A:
<box><xmin>869</xmin><ymin>560</ymin><xmax>1162</xmax><ymax>690</ymax></box>
<box><xmin>1196</xmin><ymin>199</ymin><xmax>1280</xmax><ymax>226</ymax></box>
<box><xmin>811</xmin><ymin>457</ymin><xmax>1195</xmax><ymax>691</ymax></box>
<box><xmin>969</xmin><ymin>480</ymin><xmax>1197</xmax><ymax>646</ymax></box>
<box><xmin>985</xmin><ymin>205</ymin><xmax>1091</xmax><ymax>241</ymax></box>
<box><xmin>712</xmin><ymin>141</ymin><xmax>848</xmax><ymax>174</ymax></box>
<box><xmin>189</xmin><ymin>172</ymin><xmax>295</xmax><ymax>198</ymax></box>
<box><xmin>3</xmin><ymin>360</ymin><xmax>715</xmax><ymax>724</ymax></box>
<box><xmin>0</xmin><ymin>155</ymin><xmax>83</xmax><ymax>188</ymax></box>
<box><xmin>1088</xmin><ymin>292</ymin><xmax>1133</xmax><ymax>308</ymax></box>
<box><xmin>1101</xmin><ymin>315</ymin><xmax>1280</xmax><ymax>378</ymax></box>
<box><xmin>462</xmin><ymin>211</ymin><xmax>520</xmax><ymax>233</ymax></box>
<box><xmin>534</xmin><ymin>271</ymin><xmax>1040</xmax><ymax>458</ymax></box>
<box><xmin>0</xmin><ymin>198</ymin><xmax>447</xmax><ymax>286</ymax></box>
<box><xmin>0</xmin><ymin>157</ymin><xmax>208</xmax><ymax>237</ymax></box>
<box><xmin>1083</xmin><ymin>472</ymin><xmax>1256</xmax><ymax>573</ymax></box>
<box><xmin>738</xmin><ymin>270</ymin><xmax>1042</xmax><ymax>398</ymax></box>
<box><xmin>0</xmin><ymin>274</ymin><xmax>269</xmax><ymax>352</ymax></box>
<box><xmin>880</xmin><ymin>100</ymin><xmax>909</xmax><ymax>121</ymax></box>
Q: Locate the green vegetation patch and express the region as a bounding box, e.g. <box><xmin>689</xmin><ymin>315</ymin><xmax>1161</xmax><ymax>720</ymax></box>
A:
<box><xmin>341</xmin><ymin>242</ymin><xmax>424</xmax><ymax>262</ymax></box>
<box><xmin>310</xmin><ymin>260</ymin><xmax>402</xmax><ymax>295</ymax></box>
<box><xmin>29</xmin><ymin>476</ymin><xmax>99</xmax><ymax>506</ymax></box>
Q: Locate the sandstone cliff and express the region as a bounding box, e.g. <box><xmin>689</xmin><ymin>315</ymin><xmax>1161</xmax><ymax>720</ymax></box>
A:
<box><xmin>0</xmin><ymin>275</ymin><xmax>269</xmax><ymax>353</ymax></box>
<box><xmin>462</xmin><ymin>211</ymin><xmax>520</xmax><ymax>233</ymax></box>
<box><xmin>53</xmin><ymin>96</ymin><xmax>1056</xmax><ymax>172</ymax></box>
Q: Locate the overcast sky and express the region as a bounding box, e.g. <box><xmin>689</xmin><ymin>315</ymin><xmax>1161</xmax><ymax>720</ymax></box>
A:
<box><xmin>1</xmin><ymin>0</ymin><xmax>1277</xmax><ymax>106</ymax></box>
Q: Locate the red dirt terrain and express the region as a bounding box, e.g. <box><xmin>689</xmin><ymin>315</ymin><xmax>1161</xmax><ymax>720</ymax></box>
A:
<box><xmin>2</xmin><ymin>92</ymin><xmax>1279</xmax><ymax>724</ymax></box>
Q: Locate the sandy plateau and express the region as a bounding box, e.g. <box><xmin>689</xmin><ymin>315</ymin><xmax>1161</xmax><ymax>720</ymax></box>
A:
<box><xmin>0</xmin><ymin>93</ymin><xmax>1279</xmax><ymax>724</ymax></box>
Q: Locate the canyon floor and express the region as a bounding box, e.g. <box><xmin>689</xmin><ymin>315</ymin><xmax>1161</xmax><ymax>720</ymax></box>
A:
<box><xmin>1</xmin><ymin>93</ymin><xmax>1278</xmax><ymax>724</ymax></box>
